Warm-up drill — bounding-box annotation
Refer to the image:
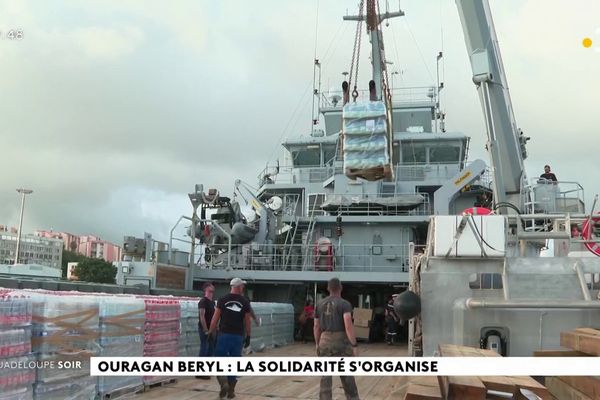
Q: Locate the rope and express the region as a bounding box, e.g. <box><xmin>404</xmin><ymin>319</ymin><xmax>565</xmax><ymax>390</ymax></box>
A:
<box><xmin>403</xmin><ymin>17</ymin><xmax>434</xmax><ymax>84</ymax></box>
<box><xmin>376</xmin><ymin>0</ymin><xmax>392</xmax><ymax>102</ymax></box>
<box><xmin>348</xmin><ymin>0</ymin><xmax>365</xmax><ymax>101</ymax></box>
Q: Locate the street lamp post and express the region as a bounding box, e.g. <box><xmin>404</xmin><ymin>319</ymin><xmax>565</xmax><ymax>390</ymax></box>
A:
<box><xmin>14</xmin><ymin>188</ymin><xmax>33</xmax><ymax>265</ymax></box>
<box><xmin>186</xmin><ymin>184</ymin><xmax>203</xmax><ymax>291</ymax></box>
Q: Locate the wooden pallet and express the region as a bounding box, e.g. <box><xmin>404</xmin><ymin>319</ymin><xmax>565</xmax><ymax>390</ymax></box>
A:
<box><xmin>395</xmin><ymin>344</ymin><xmax>550</xmax><ymax>400</ymax></box>
<box><xmin>546</xmin><ymin>377</ymin><xmax>596</xmax><ymax>400</ymax></box>
<box><xmin>544</xmin><ymin>327</ymin><xmax>600</xmax><ymax>399</ymax></box>
<box><xmin>560</xmin><ymin>328</ymin><xmax>600</xmax><ymax>356</ymax></box>
<box><xmin>99</xmin><ymin>384</ymin><xmax>144</xmax><ymax>399</ymax></box>
<box><xmin>143</xmin><ymin>378</ymin><xmax>178</xmax><ymax>391</ymax></box>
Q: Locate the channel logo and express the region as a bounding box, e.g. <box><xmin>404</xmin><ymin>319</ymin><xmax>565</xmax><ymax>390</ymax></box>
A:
<box><xmin>582</xmin><ymin>28</ymin><xmax>600</xmax><ymax>52</ymax></box>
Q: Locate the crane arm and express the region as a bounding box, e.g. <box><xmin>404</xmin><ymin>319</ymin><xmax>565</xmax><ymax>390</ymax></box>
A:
<box><xmin>456</xmin><ymin>0</ymin><xmax>530</xmax><ymax>213</ymax></box>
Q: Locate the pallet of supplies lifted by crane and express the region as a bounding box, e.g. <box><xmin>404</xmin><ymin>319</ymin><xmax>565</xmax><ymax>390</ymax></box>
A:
<box><xmin>342</xmin><ymin>100</ymin><xmax>393</xmax><ymax>181</ymax></box>
<box><xmin>340</xmin><ymin>0</ymin><xmax>396</xmax><ymax>181</ymax></box>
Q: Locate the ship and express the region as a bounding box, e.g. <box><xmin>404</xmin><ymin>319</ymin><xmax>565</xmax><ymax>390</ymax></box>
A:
<box><xmin>185</xmin><ymin>0</ymin><xmax>600</xmax><ymax>357</ymax></box>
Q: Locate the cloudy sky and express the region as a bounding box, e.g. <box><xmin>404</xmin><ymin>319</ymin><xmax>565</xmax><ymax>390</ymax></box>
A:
<box><xmin>0</xmin><ymin>0</ymin><xmax>599</xmax><ymax>245</ymax></box>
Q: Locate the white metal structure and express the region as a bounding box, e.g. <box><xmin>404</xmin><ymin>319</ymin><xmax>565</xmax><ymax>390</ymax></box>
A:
<box><xmin>404</xmin><ymin>0</ymin><xmax>600</xmax><ymax>358</ymax></box>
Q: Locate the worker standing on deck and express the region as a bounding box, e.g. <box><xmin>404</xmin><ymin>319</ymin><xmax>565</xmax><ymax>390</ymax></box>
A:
<box><xmin>540</xmin><ymin>165</ymin><xmax>558</xmax><ymax>183</ymax></box>
<box><xmin>208</xmin><ymin>278</ymin><xmax>252</xmax><ymax>399</ymax></box>
<box><xmin>302</xmin><ymin>298</ymin><xmax>315</xmax><ymax>343</ymax></box>
<box><xmin>314</xmin><ymin>278</ymin><xmax>360</xmax><ymax>400</ymax></box>
<box><xmin>197</xmin><ymin>283</ymin><xmax>216</xmax><ymax>379</ymax></box>
<box><xmin>385</xmin><ymin>295</ymin><xmax>400</xmax><ymax>345</ymax></box>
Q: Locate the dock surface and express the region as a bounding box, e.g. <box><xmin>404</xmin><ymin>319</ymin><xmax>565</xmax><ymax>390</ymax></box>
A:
<box><xmin>134</xmin><ymin>342</ymin><xmax>408</xmax><ymax>400</ymax></box>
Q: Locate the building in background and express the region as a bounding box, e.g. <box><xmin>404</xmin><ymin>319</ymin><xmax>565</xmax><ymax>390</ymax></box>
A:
<box><xmin>35</xmin><ymin>230</ymin><xmax>122</xmax><ymax>263</ymax></box>
<box><xmin>0</xmin><ymin>230</ymin><xmax>63</xmax><ymax>269</ymax></box>
<box><xmin>0</xmin><ymin>225</ymin><xmax>18</xmax><ymax>234</ymax></box>
<box><xmin>77</xmin><ymin>235</ymin><xmax>122</xmax><ymax>263</ymax></box>
<box><xmin>35</xmin><ymin>230</ymin><xmax>80</xmax><ymax>251</ymax></box>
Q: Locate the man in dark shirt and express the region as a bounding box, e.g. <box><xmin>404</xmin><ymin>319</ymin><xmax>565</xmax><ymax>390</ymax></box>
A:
<box><xmin>314</xmin><ymin>278</ymin><xmax>360</xmax><ymax>400</ymax></box>
<box><xmin>540</xmin><ymin>165</ymin><xmax>558</xmax><ymax>183</ymax></box>
<box><xmin>208</xmin><ymin>277</ymin><xmax>252</xmax><ymax>399</ymax></box>
<box><xmin>198</xmin><ymin>283</ymin><xmax>215</xmax><ymax>357</ymax></box>
<box><xmin>385</xmin><ymin>296</ymin><xmax>399</xmax><ymax>345</ymax></box>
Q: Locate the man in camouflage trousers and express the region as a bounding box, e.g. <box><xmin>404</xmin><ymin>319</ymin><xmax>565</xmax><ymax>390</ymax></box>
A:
<box><xmin>313</xmin><ymin>278</ymin><xmax>360</xmax><ymax>400</ymax></box>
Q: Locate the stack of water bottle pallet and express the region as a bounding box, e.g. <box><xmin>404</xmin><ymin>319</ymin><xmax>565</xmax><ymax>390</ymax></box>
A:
<box><xmin>247</xmin><ymin>302</ymin><xmax>294</xmax><ymax>353</ymax></box>
<box><xmin>270</xmin><ymin>303</ymin><xmax>294</xmax><ymax>348</ymax></box>
<box><xmin>0</xmin><ymin>286</ymin><xmax>297</xmax><ymax>398</ymax></box>
<box><xmin>178</xmin><ymin>299</ymin><xmax>200</xmax><ymax>357</ymax></box>
<box><xmin>342</xmin><ymin>100</ymin><xmax>392</xmax><ymax>181</ymax></box>
<box><xmin>97</xmin><ymin>295</ymin><xmax>145</xmax><ymax>399</ymax></box>
<box><xmin>0</xmin><ymin>292</ymin><xmax>34</xmax><ymax>400</ymax></box>
<box><xmin>538</xmin><ymin>327</ymin><xmax>600</xmax><ymax>400</ymax></box>
<box><xmin>140</xmin><ymin>297</ymin><xmax>180</xmax><ymax>387</ymax></box>
<box><xmin>29</xmin><ymin>291</ymin><xmax>98</xmax><ymax>400</ymax></box>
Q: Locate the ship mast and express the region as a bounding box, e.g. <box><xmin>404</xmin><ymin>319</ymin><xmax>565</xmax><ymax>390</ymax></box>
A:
<box><xmin>343</xmin><ymin>0</ymin><xmax>404</xmax><ymax>100</ymax></box>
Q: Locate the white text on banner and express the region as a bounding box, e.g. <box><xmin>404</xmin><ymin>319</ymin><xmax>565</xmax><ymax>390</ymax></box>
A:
<box><xmin>88</xmin><ymin>357</ymin><xmax>600</xmax><ymax>377</ymax></box>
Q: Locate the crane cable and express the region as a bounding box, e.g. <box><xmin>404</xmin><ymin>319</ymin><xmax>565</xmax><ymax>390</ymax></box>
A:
<box><xmin>348</xmin><ymin>0</ymin><xmax>365</xmax><ymax>101</ymax></box>
<box><xmin>376</xmin><ymin>0</ymin><xmax>392</xmax><ymax>103</ymax></box>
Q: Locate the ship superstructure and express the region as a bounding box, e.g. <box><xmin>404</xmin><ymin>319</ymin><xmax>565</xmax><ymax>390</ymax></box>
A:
<box><xmin>191</xmin><ymin>1</ymin><xmax>490</xmax><ymax>306</ymax></box>
<box><xmin>186</xmin><ymin>0</ymin><xmax>600</xmax><ymax>357</ymax></box>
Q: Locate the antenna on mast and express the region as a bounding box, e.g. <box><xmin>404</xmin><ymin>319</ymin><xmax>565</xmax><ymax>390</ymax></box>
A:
<box><xmin>435</xmin><ymin>51</ymin><xmax>445</xmax><ymax>133</ymax></box>
<box><xmin>311</xmin><ymin>59</ymin><xmax>322</xmax><ymax>134</ymax></box>
<box><xmin>311</xmin><ymin>0</ymin><xmax>321</xmax><ymax>135</ymax></box>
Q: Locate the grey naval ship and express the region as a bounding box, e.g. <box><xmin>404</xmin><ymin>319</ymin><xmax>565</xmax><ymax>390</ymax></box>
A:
<box><xmin>190</xmin><ymin>0</ymin><xmax>600</xmax><ymax>357</ymax></box>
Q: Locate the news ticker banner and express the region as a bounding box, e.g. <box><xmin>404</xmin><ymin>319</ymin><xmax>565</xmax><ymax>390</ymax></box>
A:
<box><xmin>90</xmin><ymin>357</ymin><xmax>600</xmax><ymax>377</ymax></box>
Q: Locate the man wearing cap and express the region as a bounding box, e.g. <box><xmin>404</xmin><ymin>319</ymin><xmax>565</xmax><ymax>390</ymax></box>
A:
<box><xmin>314</xmin><ymin>278</ymin><xmax>360</xmax><ymax>400</ymax></box>
<box><xmin>208</xmin><ymin>277</ymin><xmax>252</xmax><ymax>399</ymax></box>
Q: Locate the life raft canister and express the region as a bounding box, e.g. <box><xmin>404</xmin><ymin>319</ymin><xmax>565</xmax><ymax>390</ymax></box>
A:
<box><xmin>582</xmin><ymin>213</ymin><xmax>600</xmax><ymax>257</ymax></box>
<box><xmin>462</xmin><ymin>207</ymin><xmax>493</xmax><ymax>216</ymax></box>
<box><xmin>314</xmin><ymin>237</ymin><xmax>334</xmax><ymax>271</ymax></box>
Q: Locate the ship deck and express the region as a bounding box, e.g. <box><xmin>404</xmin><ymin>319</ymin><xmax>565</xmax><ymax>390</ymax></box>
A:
<box><xmin>134</xmin><ymin>342</ymin><xmax>408</xmax><ymax>400</ymax></box>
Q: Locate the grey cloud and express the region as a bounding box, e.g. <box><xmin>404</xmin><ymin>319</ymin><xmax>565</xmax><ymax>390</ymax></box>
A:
<box><xmin>1</xmin><ymin>0</ymin><xmax>599</xmax><ymax>245</ymax></box>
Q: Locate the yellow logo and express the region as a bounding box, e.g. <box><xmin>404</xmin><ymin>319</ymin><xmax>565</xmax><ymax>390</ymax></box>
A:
<box><xmin>582</xmin><ymin>29</ymin><xmax>600</xmax><ymax>51</ymax></box>
<box><xmin>454</xmin><ymin>171</ymin><xmax>472</xmax><ymax>187</ymax></box>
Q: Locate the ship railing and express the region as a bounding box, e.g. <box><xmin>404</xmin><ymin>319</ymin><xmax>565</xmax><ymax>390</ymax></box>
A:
<box><xmin>257</xmin><ymin>164</ymin><xmax>295</xmax><ymax>186</ymax></box>
<box><xmin>320</xmin><ymin>86</ymin><xmax>437</xmax><ymax>108</ymax></box>
<box><xmin>257</xmin><ymin>164</ymin><xmax>341</xmax><ymax>187</ymax></box>
<box><xmin>478</xmin><ymin>166</ymin><xmax>493</xmax><ymax>188</ymax></box>
<box><xmin>526</xmin><ymin>179</ymin><xmax>585</xmax><ymax>214</ymax></box>
<box><xmin>394</xmin><ymin>162</ymin><xmax>461</xmax><ymax>182</ymax></box>
<box><xmin>252</xmin><ymin>190</ymin><xmax>433</xmax><ymax>217</ymax></box>
<box><xmin>394</xmin><ymin>161</ymin><xmax>492</xmax><ymax>186</ymax></box>
<box><xmin>259</xmin><ymin>162</ymin><xmax>469</xmax><ymax>187</ymax></box>
<box><xmin>510</xmin><ymin>213</ymin><xmax>598</xmax><ymax>250</ymax></box>
<box><xmin>314</xmin><ymin>192</ymin><xmax>432</xmax><ymax>216</ymax></box>
<box><xmin>279</xmin><ymin>193</ymin><xmax>302</xmax><ymax>217</ymax></box>
<box><xmin>209</xmin><ymin>243</ymin><xmax>410</xmax><ymax>273</ymax></box>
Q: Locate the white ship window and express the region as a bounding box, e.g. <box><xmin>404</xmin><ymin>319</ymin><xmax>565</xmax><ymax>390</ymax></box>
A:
<box><xmin>323</xmin><ymin>147</ymin><xmax>337</xmax><ymax>165</ymax></box>
<box><xmin>401</xmin><ymin>144</ymin><xmax>426</xmax><ymax>163</ymax></box>
<box><xmin>292</xmin><ymin>150</ymin><xmax>320</xmax><ymax>167</ymax></box>
<box><xmin>469</xmin><ymin>273</ymin><xmax>503</xmax><ymax>289</ymax></box>
<box><xmin>429</xmin><ymin>145</ymin><xmax>460</xmax><ymax>163</ymax></box>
